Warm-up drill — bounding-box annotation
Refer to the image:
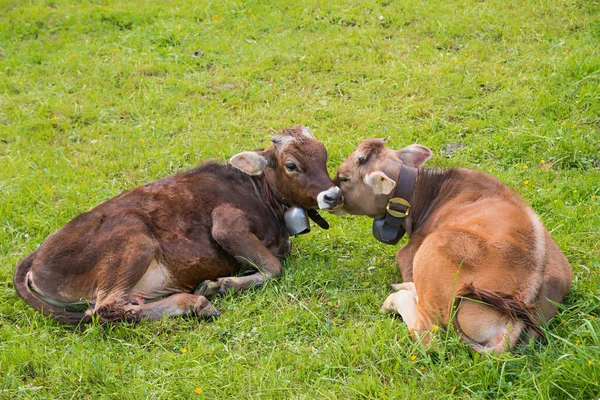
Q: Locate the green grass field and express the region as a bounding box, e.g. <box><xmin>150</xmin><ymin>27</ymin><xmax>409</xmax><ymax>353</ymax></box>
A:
<box><xmin>1</xmin><ymin>0</ymin><xmax>599</xmax><ymax>398</ymax></box>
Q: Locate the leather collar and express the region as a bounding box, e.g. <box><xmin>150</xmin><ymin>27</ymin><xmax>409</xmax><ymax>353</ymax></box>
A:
<box><xmin>372</xmin><ymin>165</ymin><xmax>417</xmax><ymax>245</ymax></box>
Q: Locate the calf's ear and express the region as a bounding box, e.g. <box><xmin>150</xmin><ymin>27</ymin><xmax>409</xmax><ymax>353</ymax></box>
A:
<box><xmin>301</xmin><ymin>126</ymin><xmax>314</xmax><ymax>138</ymax></box>
<box><xmin>397</xmin><ymin>144</ymin><xmax>432</xmax><ymax>168</ymax></box>
<box><xmin>230</xmin><ymin>151</ymin><xmax>269</xmax><ymax>176</ymax></box>
<box><xmin>365</xmin><ymin>171</ymin><xmax>396</xmax><ymax>195</ymax></box>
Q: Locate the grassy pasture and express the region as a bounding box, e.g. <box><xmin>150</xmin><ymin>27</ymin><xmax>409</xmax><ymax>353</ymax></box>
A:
<box><xmin>1</xmin><ymin>0</ymin><xmax>599</xmax><ymax>398</ymax></box>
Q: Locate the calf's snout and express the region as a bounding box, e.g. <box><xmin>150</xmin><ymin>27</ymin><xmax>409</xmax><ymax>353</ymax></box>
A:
<box><xmin>317</xmin><ymin>186</ymin><xmax>343</xmax><ymax>209</ymax></box>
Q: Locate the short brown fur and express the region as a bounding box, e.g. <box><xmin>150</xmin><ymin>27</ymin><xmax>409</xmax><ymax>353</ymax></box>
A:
<box><xmin>334</xmin><ymin>139</ymin><xmax>572</xmax><ymax>352</ymax></box>
<box><xmin>14</xmin><ymin>125</ymin><xmax>342</xmax><ymax>325</ymax></box>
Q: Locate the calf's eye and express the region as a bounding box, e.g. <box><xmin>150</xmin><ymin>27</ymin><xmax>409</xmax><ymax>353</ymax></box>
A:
<box><xmin>339</xmin><ymin>177</ymin><xmax>349</xmax><ymax>182</ymax></box>
<box><xmin>285</xmin><ymin>162</ymin><xmax>298</xmax><ymax>172</ymax></box>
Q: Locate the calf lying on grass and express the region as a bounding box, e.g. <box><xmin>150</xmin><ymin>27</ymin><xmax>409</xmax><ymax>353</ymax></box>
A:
<box><xmin>333</xmin><ymin>139</ymin><xmax>572</xmax><ymax>352</ymax></box>
<box><xmin>14</xmin><ymin>125</ymin><xmax>342</xmax><ymax>325</ymax></box>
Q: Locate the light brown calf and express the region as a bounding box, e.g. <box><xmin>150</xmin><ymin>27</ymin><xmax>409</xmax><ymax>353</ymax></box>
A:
<box><xmin>334</xmin><ymin>139</ymin><xmax>572</xmax><ymax>352</ymax></box>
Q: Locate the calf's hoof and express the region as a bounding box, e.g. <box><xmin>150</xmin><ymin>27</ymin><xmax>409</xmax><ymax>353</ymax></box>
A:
<box><xmin>390</xmin><ymin>282</ymin><xmax>418</xmax><ymax>301</ymax></box>
<box><xmin>194</xmin><ymin>280</ymin><xmax>219</xmax><ymax>298</ymax></box>
<box><xmin>194</xmin><ymin>278</ymin><xmax>233</xmax><ymax>298</ymax></box>
<box><xmin>193</xmin><ymin>297</ymin><xmax>221</xmax><ymax>319</ymax></box>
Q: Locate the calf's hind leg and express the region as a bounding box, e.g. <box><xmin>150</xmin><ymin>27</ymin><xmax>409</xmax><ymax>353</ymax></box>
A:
<box><xmin>534</xmin><ymin>234</ymin><xmax>572</xmax><ymax>328</ymax></box>
<box><xmin>91</xmin><ymin>224</ymin><xmax>161</xmax><ymax>322</ymax></box>
<box><xmin>123</xmin><ymin>294</ymin><xmax>220</xmax><ymax>320</ymax></box>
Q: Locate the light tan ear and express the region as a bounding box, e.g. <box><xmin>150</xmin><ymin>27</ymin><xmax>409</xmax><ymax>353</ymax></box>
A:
<box><xmin>230</xmin><ymin>151</ymin><xmax>269</xmax><ymax>176</ymax></box>
<box><xmin>397</xmin><ymin>144</ymin><xmax>432</xmax><ymax>168</ymax></box>
<box><xmin>364</xmin><ymin>171</ymin><xmax>396</xmax><ymax>195</ymax></box>
<box><xmin>301</xmin><ymin>126</ymin><xmax>314</xmax><ymax>138</ymax></box>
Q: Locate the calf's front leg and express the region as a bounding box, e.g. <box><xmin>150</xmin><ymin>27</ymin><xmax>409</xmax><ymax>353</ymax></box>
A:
<box><xmin>195</xmin><ymin>205</ymin><xmax>282</xmax><ymax>298</ymax></box>
<box><xmin>395</xmin><ymin>235</ymin><xmax>424</xmax><ymax>282</ymax></box>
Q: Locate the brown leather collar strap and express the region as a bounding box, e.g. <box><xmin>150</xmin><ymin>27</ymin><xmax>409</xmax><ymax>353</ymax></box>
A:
<box><xmin>372</xmin><ymin>165</ymin><xmax>417</xmax><ymax>245</ymax></box>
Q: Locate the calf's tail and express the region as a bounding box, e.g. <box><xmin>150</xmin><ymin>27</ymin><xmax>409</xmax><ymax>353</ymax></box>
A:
<box><xmin>454</xmin><ymin>283</ymin><xmax>542</xmax><ymax>352</ymax></box>
<box><xmin>14</xmin><ymin>253</ymin><xmax>90</xmax><ymax>326</ymax></box>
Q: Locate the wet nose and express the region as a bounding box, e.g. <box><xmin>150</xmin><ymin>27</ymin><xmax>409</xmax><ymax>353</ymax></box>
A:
<box><xmin>324</xmin><ymin>192</ymin><xmax>340</xmax><ymax>204</ymax></box>
<box><xmin>318</xmin><ymin>187</ymin><xmax>343</xmax><ymax>209</ymax></box>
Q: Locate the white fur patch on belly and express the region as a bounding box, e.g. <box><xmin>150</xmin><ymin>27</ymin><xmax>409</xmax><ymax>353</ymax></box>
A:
<box><xmin>131</xmin><ymin>259</ymin><xmax>174</xmax><ymax>300</ymax></box>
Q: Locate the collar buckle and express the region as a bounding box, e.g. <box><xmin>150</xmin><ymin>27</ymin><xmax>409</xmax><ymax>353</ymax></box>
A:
<box><xmin>386</xmin><ymin>197</ymin><xmax>411</xmax><ymax>218</ymax></box>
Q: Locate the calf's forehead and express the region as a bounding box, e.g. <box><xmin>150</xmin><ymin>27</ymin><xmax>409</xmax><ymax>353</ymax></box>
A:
<box><xmin>338</xmin><ymin>150</ymin><xmax>370</xmax><ymax>175</ymax></box>
<box><xmin>281</xmin><ymin>139</ymin><xmax>328</xmax><ymax>166</ymax></box>
<box><xmin>339</xmin><ymin>139</ymin><xmax>389</xmax><ymax>174</ymax></box>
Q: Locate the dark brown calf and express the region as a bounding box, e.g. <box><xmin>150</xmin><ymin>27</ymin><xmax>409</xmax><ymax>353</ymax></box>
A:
<box><xmin>14</xmin><ymin>125</ymin><xmax>342</xmax><ymax>325</ymax></box>
<box><xmin>333</xmin><ymin>139</ymin><xmax>572</xmax><ymax>352</ymax></box>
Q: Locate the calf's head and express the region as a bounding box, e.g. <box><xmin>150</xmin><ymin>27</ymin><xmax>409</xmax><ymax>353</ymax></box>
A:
<box><xmin>230</xmin><ymin>125</ymin><xmax>342</xmax><ymax>210</ymax></box>
<box><xmin>334</xmin><ymin>139</ymin><xmax>432</xmax><ymax>218</ymax></box>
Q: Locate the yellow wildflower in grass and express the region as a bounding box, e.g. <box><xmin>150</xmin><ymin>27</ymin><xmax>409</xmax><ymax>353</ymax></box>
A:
<box><xmin>592</xmin><ymin>196</ymin><xmax>597</xmax><ymax>199</ymax></box>
<box><xmin>410</xmin><ymin>355</ymin><xmax>417</xmax><ymax>361</ymax></box>
<box><xmin>540</xmin><ymin>159</ymin><xmax>545</xmax><ymax>164</ymax></box>
<box><xmin>432</xmin><ymin>325</ymin><xmax>439</xmax><ymax>332</ymax></box>
<box><xmin>522</xmin><ymin>165</ymin><xmax>528</xmax><ymax>169</ymax></box>
<box><xmin>589</xmin><ymin>360</ymin><xmax>593</xmax><ymax>366</ymax></box>
<box><xmin>419</xmin><ymin>366</ymin><xmax>425</xmax><ymax>371</ymax></box>
<box><xmin>181</xmin><ymin>347</ymin><xmax>188</xmax><ymax>354</ymax></box>
<box><xmin>573</xmin><ymin>189</ymin><xmax>578</xmax><ymax>193</ymax></box>
<box><xmin>591</xmin><ymin>315</ymin><xmax>595</xmax><ymax>320</ymax></box>
<box><xmin>19</xmin><ymin>81</ymin><xmax>24</xmax><ymax>85</ymax></box>
<box><xmin>575</xmin><ymin>340</ymin><xmax>580</xmax><ymax>346</ymax></box>
<box><xmin>195</xmin><ymin>387</ymin><xmax>202</xmax><ymax>394</ymax></box>
<box><xmin>524</xmin><ymin>180</ymin><xmax>529</xmax><ymax>185</ymax></box>
<box><xmin>450</xmin><ymin>356</ymin><xmax>455</xmax><ymax>360</ymax></box>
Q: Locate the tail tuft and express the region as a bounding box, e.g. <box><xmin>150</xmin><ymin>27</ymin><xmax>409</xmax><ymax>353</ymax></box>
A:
<box><xmin>456</xmin><ymin>283</ymin><xmax>543</xmax><ymax>337</ymax></box>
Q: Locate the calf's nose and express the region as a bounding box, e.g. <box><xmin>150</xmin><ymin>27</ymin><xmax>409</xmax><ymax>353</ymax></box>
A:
<box><xmin>317</xmin><ymin>186</ymin><xmax>343</xmax><ymax>209</ymax></box>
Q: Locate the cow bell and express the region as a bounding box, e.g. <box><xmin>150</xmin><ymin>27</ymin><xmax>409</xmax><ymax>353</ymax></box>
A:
<box><xmin>372</xmin><ymin>218</ymin><xmax>405</xmax><ymax>245</ymax></box>
<box><xmin>284</xmin><ymin>207</ymin><xmax>310</xmax><ymax>236</ymax></box>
